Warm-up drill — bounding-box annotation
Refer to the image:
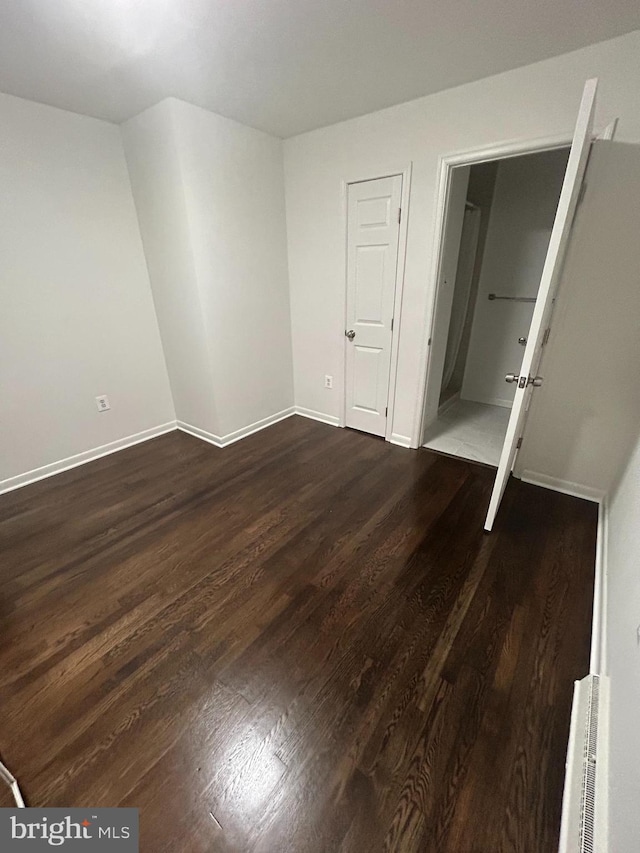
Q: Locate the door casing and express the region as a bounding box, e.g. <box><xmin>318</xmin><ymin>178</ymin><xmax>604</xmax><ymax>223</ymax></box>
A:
<box><xmin>413</xmin><ymin>130</ymin><xmax>603</xmax><ymax>451</ymax></box>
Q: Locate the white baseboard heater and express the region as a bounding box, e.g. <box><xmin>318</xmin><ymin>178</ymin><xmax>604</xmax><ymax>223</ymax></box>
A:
<box><xmin>559</xmin><ymin>674</ymin><xmax>607</xmax><ymax>853</ymax></box>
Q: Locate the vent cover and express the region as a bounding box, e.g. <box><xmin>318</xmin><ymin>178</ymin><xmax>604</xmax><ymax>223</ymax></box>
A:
<box><xmin>579</xmin><ymin>674</ymin><xmax>600</xmax><ymax>853</ymax></box>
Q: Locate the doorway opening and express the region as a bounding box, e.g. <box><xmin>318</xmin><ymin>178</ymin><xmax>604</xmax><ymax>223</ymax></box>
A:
<box><xmin>421</xmin><ymin>146</ymin><xmax>570</xmax><ymax>466</ymax></box>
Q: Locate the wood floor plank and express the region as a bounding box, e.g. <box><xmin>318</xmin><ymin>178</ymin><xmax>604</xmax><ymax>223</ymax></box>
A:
<box><xmin>0</xmin><ymin>417</ymin><xmax>597</xmax><ymax>851</ymax></box>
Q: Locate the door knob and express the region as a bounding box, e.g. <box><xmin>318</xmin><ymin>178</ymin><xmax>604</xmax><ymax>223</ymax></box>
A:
<box><xmin>505</xmin><ymin>373</ymin><xmax>544</xmax><ymax>387</ymax></box>
<box><xmin>518</xmin><ymin>337</ymin><xmax>527</xmax><ymax>345</ymax></box>
<box><xmin>345</xmin><ymin>329</ymin><xmax>356</xmax><ymax>341</ymax></box>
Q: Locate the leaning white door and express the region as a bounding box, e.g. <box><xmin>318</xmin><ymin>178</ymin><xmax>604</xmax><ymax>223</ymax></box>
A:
<box><xmin>345</xmin><ymin>175</ymin><xmax>402</xmax><ymax>437</ymax></box>
<box><xmin>485</xmin><ymin>78</ymin><xmax>599</xmax><ymax>531</ymax></box>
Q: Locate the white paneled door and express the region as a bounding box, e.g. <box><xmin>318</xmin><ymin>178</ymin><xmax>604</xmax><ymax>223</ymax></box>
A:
<box><xmin>345</xmin><ymin>175</ymin><xmax>402</xmax><ymax>437</ymax></box>
<box><xmin>485</xmin><ymin>78</ymin><xmax>607</xmax><ymax>531</ymax></box>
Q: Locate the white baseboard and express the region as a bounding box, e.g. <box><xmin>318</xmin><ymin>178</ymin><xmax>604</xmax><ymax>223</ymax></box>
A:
<box><xmin>178</xmin><ymin>407</ymin><xmax>296</xmax><ymax>449</ymax></box>
<box><xmin>294</xmin><ymin>406</ymin><xmax>341</xmax><ymax>427</ymax></box>
<box><xmin>519</xmin><ymin>469</ymin><xmax>605</xmax><ymax>503</ymax></box>
<box><xmin>295</xmin><ymin>407</ymin><xmax>414</xmax><ymax>448</ymax></box>
<box><xmin>460</xmin><ymin>393</ymin><xmax>512</xmax><ymax>409</ymax></box>
<box><xmin>295</xmin><ymin>408</ymin><xmax>413</xmax><ymax>449</ymax></box>
<box><xmin>176</xmin><ymin>421</ymin><xmax>224</xmax><ymax>448</ymax></box>
<box><xmin>1</xmin><ymin>408</ymin><xmax>299</xmax><ymax>496</ymax></box>
<box><xmin>0</xmin><ymin>421</ymin><xmax>177</xmax><ymax>495</ymax></box>
<box><xmin>390</xmin><ymin>432</ymin><xmax>412</xmax><ymax>448</ymax></box>
<box><xmin>485</xmin><ymin>396</ymin><xmax>513</xmax><ymax>409</ymax></box>
<box><xmin>220</xmin><ymin>406</ymin><xmax>296</xmax><ymax>446</ymax></box>
<box><xmin>437</xmin><ymin>391</ymin><xmax>460</xmax><ymax>416</ymax></box>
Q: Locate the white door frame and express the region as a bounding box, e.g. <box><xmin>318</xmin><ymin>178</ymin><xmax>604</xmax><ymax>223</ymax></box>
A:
<box><xmin>412</xmin><ymin>131</ymin><xmax>588</xmax><ymax>449</ymax></box>
<box><xmin>340</xmin><ymin>164</ymin><xmax>412</xmax><ymax>442</ymax></box>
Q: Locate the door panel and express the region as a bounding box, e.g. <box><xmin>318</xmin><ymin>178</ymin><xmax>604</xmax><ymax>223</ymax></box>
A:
<box><xmin>484</xmin><ymin>78</ymin><xmax>602</xmax><ymax>530</ymax></box>
<box><xmin>353</xmin><ymin>345</ymin><xmax>384</xmax><ymax>411</ymax></box>
<box><xmin>357</xmin><ymin>195</ymin><xmax>391</xmax><ymax>227</ymax></box>
<box><xmin>345</xmin><ymin>175</ymin><xmax>402</xmax><ymax>437</ymax></box>
<box><xmin>355</xmin><ymin>245</ymin><xmax>387</xmax><ymax>323</ymax></box>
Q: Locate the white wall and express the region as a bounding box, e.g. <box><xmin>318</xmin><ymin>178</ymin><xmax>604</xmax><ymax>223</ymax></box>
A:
<box><xmin>606</xmin><ymin>430</ymin><xmax>640</xmax><ymax>850</ymax></box>
<box><xmin>172</xmin><ymin>99</ymin><xmax>294</xmax><ymax>436</ymax></box>
<box><xmin>123</xmin><ymin>98</ymin><xmax>293</xmax><ymax>440</ymax></box>
<box><xmin>517</xmin><ymin>139</ymin><xmax>640</xmax><ymax>495</ymax></box>
<box><xmin>122</xmin><ymin>101</ymin><xmax>219</xmax><ymax>433</ymax></box>
<box><xmin>461</xmin><ymin>148</ymin><xmax>568</xmax><ymax>407</ymax></box>
<box><xmin>0</xmin><ymin>93</ymin><xmax>174</xmax><ymax>486</ymax></box>
<box><xmin>284</xmin><ymin>30</ymin><xmax>640</xmax><ymax>449</ymax></box>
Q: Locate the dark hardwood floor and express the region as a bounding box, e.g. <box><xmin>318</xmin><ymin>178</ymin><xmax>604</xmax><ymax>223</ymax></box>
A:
<box><xmin>0</xmin><ymin>416</ymin><xmax>597</xmax><ymax>852</ymax></box>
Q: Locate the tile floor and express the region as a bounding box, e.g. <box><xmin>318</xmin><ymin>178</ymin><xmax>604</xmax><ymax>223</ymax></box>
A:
<box><xmin>422</xmin><ymin>399</ymin><xmax>511</xmax><ymax>467</ymax></box>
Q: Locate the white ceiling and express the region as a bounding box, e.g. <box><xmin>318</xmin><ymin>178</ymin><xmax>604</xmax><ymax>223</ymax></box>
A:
<box><xmin>0</xmin><ymin>0</ymin><xmax>638</xmax><ymax>137</ymax></box>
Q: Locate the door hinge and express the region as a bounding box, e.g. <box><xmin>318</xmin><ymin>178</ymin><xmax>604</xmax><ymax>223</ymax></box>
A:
<box><xmin>385</xmin><ymin>407</ymin><xmax>388</xmax><ymax>417</ymax></box>
<box><xmin>390</xmin><ymin>318</ymin><xmax>394</xmax><ymax>331</ymax></box>
<box><xmin>398</xmin><ymin>207</ymin><xmax>402</xmax><ymax>224</ymax></box>
<box><xmin>542</xmin><ymin>327</ymin><xmax>551</xmax><ymax>346</ymax></box>
<box><xmin>427</xmin><ymin>337</ymin><xmax>432</xmax><ymax>346</ymax></box>
<box><xmin>516</xmin><ymin>437</ymin><xmax>523</xmax><ymax>449</ymax></box>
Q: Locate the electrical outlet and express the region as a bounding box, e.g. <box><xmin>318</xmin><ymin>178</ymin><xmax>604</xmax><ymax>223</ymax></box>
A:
<box><xmin>95</xmin><ymin>395</ymin><xmax>111</xmax><ymax>412</ymax></box>
<box><xmin>324</xmin><ymin>375</ymin><xmax>333</xmax><ymax>389</ymax></box>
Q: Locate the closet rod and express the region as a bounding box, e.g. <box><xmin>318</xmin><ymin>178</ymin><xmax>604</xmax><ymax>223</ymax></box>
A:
<box><xmin>488</xmin><ymin>293</ymin><xmax>536</xmax><ymax>303</ymax></box>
